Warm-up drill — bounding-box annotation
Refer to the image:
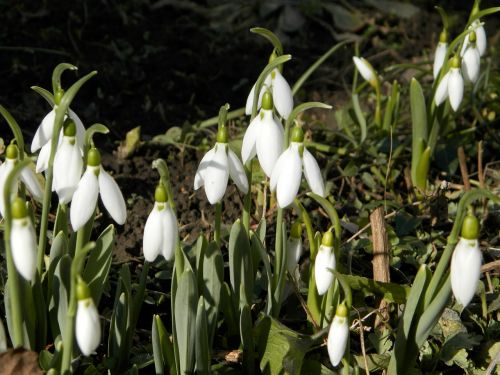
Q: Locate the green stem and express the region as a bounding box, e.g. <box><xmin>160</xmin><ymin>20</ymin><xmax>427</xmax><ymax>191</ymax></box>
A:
<box><xmin>214</xmin><ymin>202</ymin><xmax>222</xmax><ymax>247</ymax></box>
<box><xmin>375</xmin><ymin>83</ymin><xmax>382</xmax><ymax>127</ymax></box>
<box><xmin>272</xmin><ymin>207</ymin><xmax>284</xmax><ymax>317</ymax></box>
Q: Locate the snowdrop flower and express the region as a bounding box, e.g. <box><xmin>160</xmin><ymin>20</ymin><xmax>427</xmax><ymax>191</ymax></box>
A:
<box><xmin>242</xmin><ymin>91</ymin><xmax>284</xmax><ymax>178</ymax></box>
<box><xmin>0</xmin><ymin>144</ymin><xmax>43</xmax><ymax>217</ymax></box>
<box><xmin>433</xmin><ymin>31</ymin><xmax>448</xmax><ymax>79</ymax></box>
<box><xmin>194</xmin><ymin>126</ymin><xmax>248</xmax><ymax>204</ymax></box>
<box><xmin>314</xmin><ymin>232</ymin><xmax>336</xmax><ymax>296</ymax></box>
<box><xmin>451</xmin><ymin>214</ymin><xmax>482</xmax><ymax>307</ymax></box>
<box><xmin>245</xmin><ymin>53</ymin><xmax>293</xmax><ymax>119</ymax></box>
<box><xmin>353</xmin><ymin>56</ymin><xmax>378</xmax><ymax>88</ymax></box>
<box><xmin>10</xmin><ymin>197</ymin><xmax>37</xmax><ymax>281</ymax></box>
<box><xmin>70</xmin><ymin>148</ymin><xmax>126</xmax><ymax>231</ymax></box>
<box><xmin>75</xmin><ymin>278</ymin><xmax>101</xmax><ymax>356</ymax></box>
<box><xmin>461</xmin><ymin>31</ymin><xmax>481</xmax><ymax>83</ymax></box>
<box><xmin>286</xmin><ymin>221</ymin><xmax>303</xmax><ymax>273</ymax></box>
<box><xmin>461</xmin><ymin>20</ymin><xmax>487</xmax><ymax>57</ymax></box>
<box><xmin>434</xmin><ymin>56</ymin><xmax>464</xmax><ymax>111</ymax></box>
<box><xmin>327</xmin><ymin>304</ymin><xmax>349</xmax><ymax>367</ymax></box>
<box><xmin>270</xmin><ymin>126</ymin><xmax>325</xmax><ymax>208</ymax></box>
<box><xmin>52</xmin><ymin>119</ymin><xmax>83</xmax><ymax>204</ymax></box>
<box><xmin>143</xmin><ymin>184</ymin><xmax>178</xmax><ymax>262</ymax></box>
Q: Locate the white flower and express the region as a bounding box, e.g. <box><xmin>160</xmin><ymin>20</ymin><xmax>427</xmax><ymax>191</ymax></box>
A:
<box><xmin>270</xmin><ymin>138</ymin><xmax>325</xmax><ymax>208</ymax></box>
<box><xmin>194</xmin><ymin>141</ymin><xmax>248</xmax><ymax>205</ymax></box>
<box><xmin>353</xmin><ymin>56</ymin><xmax>378</xmax><ymax>87</ymax></box>
<box><xmin>143</xmin><ymin>186</ymin><xmax>178</xmax><ymax>262</ymax></box>
<box><xmin>10</xmin><ymin>198</ymin><xmax>37</xmax><ymax>281</ymax></box>
<box><xmin>76</xmin><ymin>298</ymin><xmax>101</xmax><ymax>356</ymax></box>
<box><xmin>451</xmin><ymin>237</ymin><xmax>482</xmax><ymax>307</ymax></box>
<box><xmin>461</xmin><ymin>20</ymin><xmax>487</xmax><ymax>57</ymax></box>
<box><xmin>434</xmin><ymin>60</ymin><xmax>464</xmax><ymax>112</ymax></box>
<box><xmin>70</xmin><ymin>148</ymin><xmax>126</xmax><ymax>231</ymax></box>
<box><xmin>245</xmin><ymin>68</ymin><xmax>293</xmax><ymax>119</ymax></box>
<box><xmin>462</xmin><ymin>44</ymin><xmax>481</xmax><ymax>83</ymax></box>
<box><xmin>315</xmin><ymin>243</ymin><xmax>336</xmax><ymax>295</ymax></box>
<box><xmin>0</xmin><ymin>145</ymin><xmax>43</xmax><ymax>217</ymax></box>
<box><xmin>433</xmin><ymin>42</ymin><xmax>448</xmax><ymax>79</ymax></box>
<box><xmin>31</xmin><ymin>108</ymin><xmax>85</xmax><ymax>153</ymax></box>
<box><xmin>286</xmin><ymin>223</ymin><xmax>302</xmax><ymax>273</ymax></box>
<box><xmin>327</xmin><ymin>306</ymin><xmax>349</xmax><ymax>367</ymax></box>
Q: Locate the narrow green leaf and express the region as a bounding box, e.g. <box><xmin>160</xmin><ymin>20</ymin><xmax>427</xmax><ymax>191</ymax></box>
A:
<box><xmin>152</xmin><ymin>315</ymin><xmax>164</xmax><ymax>374</ymax></box>
<box><xmin>220</xmin><ymin>282</ymin><xmax>238</xmax><ymax>336</ymax></box>
<box><xmin>415</xmin><ymin>146</ymin><xmax>431</xmax><ymax>192</ymax></box>
<box><xmin>30</xmin><ymin>86</ymin><xmax>55</xmax><ymax>106</ymax></box>
<box><xmin>195</xmin><ymin>297</ymin><xmax>210</xmax><ymax>374</ymax></box>
<box><xmin>382</xmin><ymin>80</ymin><xmax>400</xmax><ymax>131</ymax></box>
<box><xmin>342</xmin><ymin>274</ymin><xmax>409</xmax><ymax>304</ymax></box>
<box><xmin>52</xmin><ymin>255</ymin><xmax>71</xmax><ymax>339</ymax></box>
<box><xmin>228</xmin><ymin>220</ymin><xmax>253</xmax><ymax>310</ymax></box>
<box><xmin>240</xmin><ymin>304</ymin><xmax>255</xmax><ymax>374</ymax></box>
<box><xmin>109</xmin><ymin>292</ymin><xmax>129</xmax><ymax>369</ymax></box>
<box><xmin>195</xmin><ymin>235</ymin><xmax>208</xmax><ymax>293</ymax></box>
<box><xmin>202</xmin><ymin>241</ymin><xmax>223</xmax><ymax>347</ymax></box>
<box><xmin>0</xmin><ymin>105</ymin><xmax>25</xmax><ymax>159</ymax></box>
<box><xmin>410</xmin><ymin>78</ymin><xmax>428</xmax><ymax>186</ymax></box>
<box><xmin>251</xmin><ymin>233</ymin><xmax>273</xmax><ymax>315</ymax></box>
<box><xmin>250</xmin><ymin>27</ymin><xmax>283</xmax><ymax>56</ymax></box>
<box><xmin>152</xmin><ymin>315</ymin><xmax>176</xmax><ymax>375</ymax></box>
<box><xmin>32</xmin><ymin>274</ymin><xmax>47</xmax><ymax>349</ymax></box>
<box><xmin>351</xmin><ymin>94</ymin><xmax>367</xmax><ymax>143</ymax></box>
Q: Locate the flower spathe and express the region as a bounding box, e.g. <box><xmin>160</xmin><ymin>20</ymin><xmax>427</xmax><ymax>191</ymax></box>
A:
<box><xmin>10</xmin><ymin>198</ymin><xmax>37</xmax><ymax>281</ymax></box>
<box><xmin>70</xmin><ymin>148</ymin><xmax>126</xmax><ymax>231</ymax></box>
<box><xmin>451</xmin><ymin>237</ymin><xmax>482</xmax><ymax>307</ymax></box>
<box><xmin>327</xmin><ymin>305</ymin><xmax>349</xmax><ymax>367</ymax></box>
<box><xmin>143</xmin><ymin>185</ymin><xmax>178</xmax><ymax>262</ymax></box>
<box><xmin>194</xmin><ymin>139</ymin><xmax>248</xmax><ymax>205</ymax></box>
<box><xmin>270</xmin><ymin>127</ymin><xmax>325</xmax><ymax>208</ymax></box>
<box><xmin>75</xmin><ymin>280</ymin><xmax>101</xmax><ymax>356</ymax></box>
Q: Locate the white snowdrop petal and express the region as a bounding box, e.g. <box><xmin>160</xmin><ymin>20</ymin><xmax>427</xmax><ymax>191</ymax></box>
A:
<box><xmin>54</xmin><ymin>138</ymin><xmax>83</xmax><ymax>204</ymax></box>
<box><xmin>460</xmin><ymin>34</ymin><xmax>469</xmax><ymax>58</ymax></box>
<box><xmin>20</xmin><ymin>166</ymin><xmax>43</xmax><ymax>201</ymax></box>
<box><xmin>286</xmin><ymin>237</ymin><xmax>302</xmax><ymax>273</ymax></box>
<box><xmin>31</xmin><ymin>110</ymin><xmax>56</xmax><ymax>152</ymax></box>
<box><xmin>256</xmin><ymin>110</ymin><xmax>284</xmax><ymax>177</ymax></box>
<box><xmin>227</xmin><ymin>149</ymin><xmax>248</xmax><ymax>194</ymax></box>
<box><xmin>270</xmin><ymin>149</ymin><xmax>289</xmax><ymax>192</ymax></box>
<box><xmin>462</xmin><ymin>47</ymin><xmax>480</xmax><ymax>83</ymax></box>
<box><xmin>245</xmin><ymin>83</ymin><xmax>257</xmax><ymax>116</ymax></box>
<box><xmin>474</xmin><ymin>22</ymin><xmax>487</xmax><ymax>56</ymax></box>
<box><xmin>276</xmin><ymin>144</ymin><xmax>302</xmax><ymax>208</ymax></box>
<box><xmin>71</xmin><ymin>168</ymin><xmax>99</xmax><ymax>231</ymax></box>
<box><xmin>353</xmin><ymin>56</ymin><xmax>374</xmax><ymax>82</ymax></box>
<box><xmin>448</xmin><ymin>68</ymin><xmax>464</xmax><ymax>111</ymax></box>
<box><xmin>327</xmin><ymin>315</ymin><xmax>349</xmax><ymax>367</ymax></box>
<box><xmin>0</xmin><ymin>162</ymin><xmax>15</xmax><ymax>217</ymax></box>
<box><xmin>315</xmin><ymin>245</ymin><xmax>336</xmax><ymax>295</ymax></box>
<box><xmin>433</xmin><ymin>42</ymin><xmax>447</xmax><ymax>79</ymax></box>
<box><xmin>98</xmin><ymin>167</ymin><xmax>127</xmax><ymax>225</ymax></box>
<box><xmin>272</xmin><ymin>70</ymin><xmax>293</xmax><ymax>119</ymax></box>
<box><xmin>194</xmin><ymin>148</ymin><xmax>216</xmax><ymax>190</ymax></box>
<box><xmin>143</xmin><ymin>205</ymin><xmax>163</xmax><ymax>262</ymax></box>
<box><xmin>434</xmin><ymin>72</ymin><xmax>450</xmax><ymax>106</ymax></box>
<box><xmin>161</xmin><ymin>207</ymin><xmax>178</xmax><ymax>261</ymax></box>
<box><xmin>451</xmin><ymin>238</ymin><xmax>482</xmax><ymax>307</ymax></box>
<box><xmin>36</xmin><ymin>141</ymin><xmax>52</xmax><ymax>173</ymax></box>
<box><xmin>241</xmin><ymin>116</ymin><xmax>260</xmax><ymax>165</ymax></box>
<box><xmin>69</xmin><ymin>109</ymin><xmax>86</xmax><ymax>149</ymax></box>
<box><xmin>302</xmin><ymin>148</ymin><xmax>325</xmax><ymax>197</ymax></box>
<box><xmin>76</xmin><ymin>299</ymin><xmax>101</xmax><ymax>356</ymax></box>
<box><xmin>11</xmin><ymin>218</ymin><xmax>37</xmax><ymax>281</ymax></box>
<box><xmin>204</xmin><ymin>144</ymin><xmax>229</xmax><ymax>204</ymax></box>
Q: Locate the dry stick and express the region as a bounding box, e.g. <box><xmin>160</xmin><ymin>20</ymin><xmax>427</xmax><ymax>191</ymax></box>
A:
<box><xmin>482</xmin><ymin>260</ymin><xmax>500</xmax><ymax>273</ymax></box>
<box><xmin>457</xmin><ymin>146</ymin><xmax>471</xmax><ymax>191</ymax></box>
<box><xmin>370</xmin><ymin>206</ymin><xmax>391</xmax><ymax>330</ymax></box>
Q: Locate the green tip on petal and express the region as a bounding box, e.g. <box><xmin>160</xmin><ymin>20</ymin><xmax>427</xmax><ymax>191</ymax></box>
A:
<box><xmin>155</xmin><ymin>184</ymin><xmax>168</xmax><ymax>203</ymax></box>
<box><xmin>11</xmin><ymin>197</ymin><xmax>27</xmax><ymax>219</ymax></box>
<box><xmin>216</xmin><ymin>126</ymin><xmax>229</xmax><ymax>143</ymax></box>
<box><xmin>461</xmin><ymin>213</ymin><xmax>479</xmax><ymax>240</ymax></box>
<box><xmin>87</xmin><ymin>148</ymin><xmax>101</xmax><ymax>167</ymax></box>
<box><xmin>54</xmin><ymin>89</ymin><xmax>64</xmax><ymax>105</ymax></box>
<box><xmin>450</xmin><ymin>55</ymin><xmax>461</xmax><ymax>69</ymax></box>
<box><xmin>469</xmin><ymin>31</ymin><xmax>477</xmax><ymax>43</ymax></box>
<box><xmin>291</xmin><ymin>126</ymin><xmax>304</xmax><ymax>143</ymax></box>
<box><xmin>290</xmin><ymin>221</ymin><xmax>302</xmax><ymax>239</ymax></box>
<box><xmin>321</xmin><ymin>231</ymin><xmax>334</xmax><ymax>247</ymax></box>
<box><xmin>76</xmin><ymin>276</ymin><xmax>92</xmax><ymax>301</ymax></box>
<box><xmin>63</xmin><ymin>118</ymin><xmax>77</xmax><ymax>137</ymax></box>
<box><xmin>262</xmin><ymin>90</ymin><xmax>273</xmax><ymax>110</ymax></box>
<box><xmin>439</xmin><ymin>30</ymin><xmax>448</xmax><ymax>43</ymax></box>
<box><xmin>6</xmin><ymin>143</ymin><xmax>19</xmax><ymax>160</ymax></box>
<box><xmin>336</xmin><ymin>303</ymin><xmax>348</xmax><ymax>318</ymax></box>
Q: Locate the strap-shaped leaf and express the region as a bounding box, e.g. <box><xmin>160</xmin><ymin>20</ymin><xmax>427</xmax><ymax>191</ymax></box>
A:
<box><xmin>240</xmin><ymin>304</ymin><xmax>255</xmax><ymax>374</ymax></box>
<box><xmin>195</xmin><ymin>297</ymin><xmax>210</xmax><ymax>374</ymax></box>
<box><xmin>152</xmin><ymin>314</ymin><xmax>176</xmax><ymax>375</ymax></box>
<box><xmin>202</xmin><ymin>241</ymin><xmax>223</xmax><ymax>347</ymax></box>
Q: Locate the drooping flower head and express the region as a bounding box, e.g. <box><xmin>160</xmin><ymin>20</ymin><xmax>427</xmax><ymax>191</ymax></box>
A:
<box><xmin>433</xmin><ymin>30</ymin><xmax>448</xmax><ymax>79</ymax></box>
<box><xmin>10</xmin><ymin>197</ymin><xmax>37</xmax><ymax>281</ymax></box>
<box><xmin>245</xmin><ymin>51</ymin><xmax>293</xmax><ymax>119</ymax></box>
<box><xmin>327</xmin><ymin>304</ymin><xmax>349</xmax><ymax>367</ymax></box>
<box><xmin>0</xmin><ymin>144</ymin><xmax>43</xmax><ymax>217</ymax></box>
<box><xmin>286</xmin><ymin>221</ymin><xmax>303</xmax><ymax>273</ymax></box>
<box><xmin>451</xmin><ymin>213</ymin><xmax>482</xmax><ymax>308</ymax></box>
<box><xmin>270</xmin><ymin>126</ymin><xmax>325</xmax><ymax>208</ymax></box>
<box><xmin>143</xmin><ymin>184</ymin><xmax>178</xmax><ymax>262</ymax></box>
<box><xmin>461</xmin><ymin>19</ymin><xmax>487</xmax><ymax>57</ymax></box>
<box><xmin>315</xmin><ymin>231</ymin><xmax>336</xmax><ymax>296</ymax></box>
<box><xmin>52</xmin><ymin>119</ymin><xmax>84</xmax><ymax>204</ymax></box>
<box><xmin>434</xmin><ymin>56</ymin><xmax>464</xmax><ymax>111</ymax></box>
<box><xmin>242</xmin><ymin>91</ymin><xmax>284</xmax><ymax>178</ymax></box>
<box><xmin>75</xmin><ymin>278</ymin><xmax>101</xmax><ymax>356</ymax></box>
<box><xmin>70</xmin><ymin>147</ymin><xmax>127</xmax><ymax>231</ymax></box>
<box><xmin>194</xmin><ymin>126</ymin><xmax>248</xmax><ymax>205</ymax></box>
<box><xmin>461</xmin><ymin>31</ymin><xmax>481</xmax><ymax>83</ymax></box>
<box><xmin>352</xmin><ymin>56</ymin><xmax>378</xmax><ymax>88</ymax></box>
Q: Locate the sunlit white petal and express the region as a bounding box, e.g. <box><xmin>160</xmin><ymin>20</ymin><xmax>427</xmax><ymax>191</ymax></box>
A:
<box><xmin>53</xmin><ymin>137</ymin><xmax>83</xmax><ymax>204</ymax></box>
<box><xmin>451</xmin><ymin>238</ymin><xmax>482</xmax><ymax>307</ymax></box>
<box><xmin>302</xmin><ymin>148</ymin><xmax>325</xmax><ymax>197</ymax></box>
<box><xmin>20</xmin><ymin>166</ymin><xmax>43</xmax><ymax>201</ymax></box>
<box><xmin>434</xmin><ymin>72</ymin><xmax>450</xmax><ymax>106</ymax></box>
<box><xmin>71</xmin><ymin>167</ymin><xmax>99</xmax><ymax>231</ymax></box>
<box><xmin>353</xmin><ymin>57</ymin><xmax>374</xmax><ymax>82</ymax></box>
<box><xmin>433</xmin><ymin>42</ymin><xmax>447</xmax><ymax>79</ymax></box>
<box><xmin>448</xmin><ymin>68</ymin><xmax>464</xmax><ymax>111</ymax></box>
<box><xmin>462</xmin><ymin>47</ymin><xmax>480</xmax><ymax>83</ymax></box>
<box><xmin>272</xmin><ymin>70</ymin><xmax>293</xmax><ymax>119</ymax></box>
<box><xmin>98</xmin><ymin>167</ymin><xmax>127</xmax><ymax>225</ymax></box>
<box><xmin>275</xmin><ymin>143</ymin><xmax>302</xmax><ymax>208</ymax></box>
<box><xmin>194</xmin><ymin>148</ymin><xmax>215</xmax><ymax>190</ymax></box>
<box><xmin>204</xmin><ymin>144</ymin><xmax>229</xmax><ymax>204</ymax></box>
<box><xmin>31</xmin><ymin>110</ymin><xmax>56</xmax><ymax>152</ymax></box>
<box><xmin>161</xmin><ymin>207</ymin><xmax>177</xmax><ymax>261</ymax></box>
<box><xmin>475</xmin><ymin>22</ymin><xmax>486</xmax><ymax>56</ymax></box>
<box><xmin>11</xmin><ymin>218</ymin><xmax>37</xmax><ymax>281</ymax></box>
<box><xmin>76</xmin><ymin>299</ymin><xmax>101</xmax><ymax>356</ymax></box>
<box><xmin>36</xmin><ymin>141</ymin><xmax>52</xmax><ymax>173</ymax></box>
<box><xmin>327</xmin><ymin>314</ymin><xmax>349</xmax><ymax>366</ymax></box>
<box><xmin>241</xmin><ymin>115</ymin><xmax>260</xmax><ymax>165</ymax></box>
<box><xmin>143</xmin><ymin>205</ymin><xmax>163</xmax><ymax>262</ymax></box>
<box><xmin>256</xmin><ymin>111</ymin><xmax>283</xmax><ymax>177</ymax></box>
<box><xmin>227</xmin><ymin>149</ymin><xmax>248</xmax><ymax>194</ymax></box>
<box><xmin>315</xmin><ymin>244</ymin><xmax>336</xmax><ymax>295</ymax></box>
